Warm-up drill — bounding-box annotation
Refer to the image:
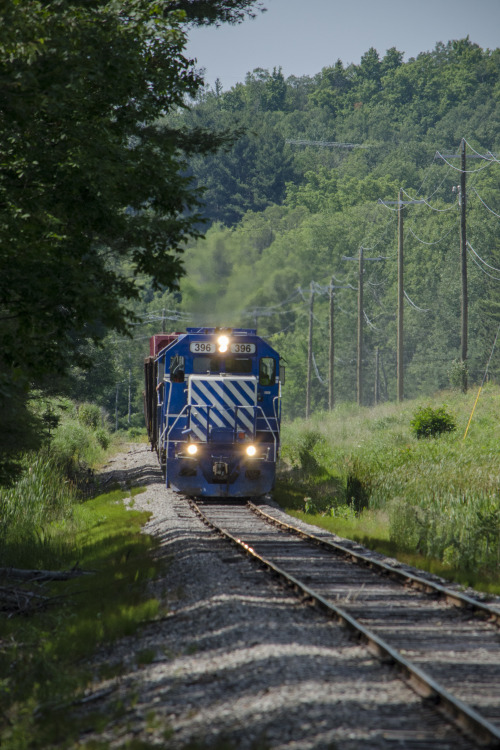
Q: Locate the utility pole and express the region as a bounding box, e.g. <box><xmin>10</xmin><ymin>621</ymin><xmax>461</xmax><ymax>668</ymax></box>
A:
<box><xmin>437</xmin><ymin>140</ymin><xmax>492</xmax><ymax>392</ymax></box>
<box><xmin>374</xmin><ymin>346</ymin><xmax>380</xmax><ymax>405</ymax></box>
<box><xmin>162</xmin><ymin>308</ymin><xmax>166</xmax><ymax>333</ymax></box>
<box><xmin>460</xmin><ymin>138</ymin><xmax>468</xmax><ymax>392</ymax></box>
<box><xmin>329</xmin><ymin>277</ymin><xmax>335</xmax><ymax>410</ymax></box>
<box><xmin>305</xmin><ymin>281</ymin><xmax>314</xmax><ymax>418</ymax></box>
<box><xmin>357</xmin><ymin>248</ymin><xmax>364</xmax><ymax>406</ymax></box>
<box><xmin>115</xmin><ymin>383</ymin><xmax>119</xmax><ymax>431</ymax></box>
<box><xmin>397</xmin><ymin>188</ymin><xmax>404</xmax><ymax>403</ymax></box>
<box><xmin>342</xmin><ymin>251</ymin><xmax>383</xmax><ymax>407</ymax></box>
<box><xmin>128</xmin><ymin>355</ymin><xmax>132</xmax><ymax>427</ymax></box>
<box><xmin>379</xmin><ymin>194</ymin><xmax>424</xmax><ymax>403</ymax></box>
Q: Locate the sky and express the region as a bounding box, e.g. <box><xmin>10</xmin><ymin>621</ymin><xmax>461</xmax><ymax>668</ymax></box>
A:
<box><xmin>186</xmin><ymin>0</ymin><xmax>500</xmax><ymax>91</ymax></box>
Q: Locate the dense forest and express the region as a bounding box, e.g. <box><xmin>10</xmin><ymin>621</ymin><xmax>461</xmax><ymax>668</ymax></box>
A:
<box><xmin>102</xmin><ymin>37</ymin><xmax>500</xmax><ymax>422</ymax></box>
<box><xmin>2</xmin><ymin>5</ymin><xmax>500</xmax><ymax>457</ymax></box>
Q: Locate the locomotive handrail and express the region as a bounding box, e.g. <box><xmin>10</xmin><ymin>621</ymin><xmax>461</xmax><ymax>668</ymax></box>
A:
<box><xmin>165</xmin><ymin>404</ymin><xmax>191</xmax><ymax>454</ymax></box>
<box><xmin>158</xmin><ymin>380</ymin><xmax>173</xmax><ymax>456</ymax></box>
<box><xmin>272</xmin><ymin>395</ymin><xmax>281</xmax><ymax>426</ymax></box>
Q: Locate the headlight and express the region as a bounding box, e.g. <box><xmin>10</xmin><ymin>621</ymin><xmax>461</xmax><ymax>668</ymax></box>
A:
<box><xmin>217</xmin><ymin>335</ymin><xmax>229</xmax><ymax>353</ymax></box>
<box><xmin>187</xmin><ymin>443</ymin><xmax>198</xmax><ymax>456</ymax></box>
<box><xmin>246</xmin><ymin>445</ymin><xmax>257</xmax><ymax>457</ymax></box>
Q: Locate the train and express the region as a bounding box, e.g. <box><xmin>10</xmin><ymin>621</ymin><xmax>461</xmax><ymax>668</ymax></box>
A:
<box><xmin>144</xmin><ymin>327</ymin><xmax>283</xmax><ymax>497</ymax></box>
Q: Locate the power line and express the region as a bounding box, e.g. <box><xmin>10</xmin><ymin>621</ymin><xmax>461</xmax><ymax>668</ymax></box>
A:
<box><xmin>401</xmin><ymin>189</ymin><xmax>456</xmax><ymax>213</ymax></box>
<box><xmin>470</xmin><ymin>187</ymin><xmax>500</xmax><ymax>219</ymax></box>
<box><xmin>404</xmin><ymin>290</ymin><xmax>430</xmax><ymax>313</ymax></box>
<box><xmin>407</xmin><ymin>225</ymin><xmax>455</xmax><ymax>246</ymax></box>
<box><xmin>467</xmin><ymin>245</ymin><xmax>500</xmax><ymax>281</ymax></box>
<box><xmin>467</xmin><ymin>242</ymin><xmax>500</xmax><ymax>273</ymax></box>
<box><xmin>285</xmin><ymin>139</ymin><xmax>369</xmax><ymax>149</ymax></box>
<box><xmin>435</xmin><ymin>150</ymin><xmax>494</xmax><ymax>173</ymax></box>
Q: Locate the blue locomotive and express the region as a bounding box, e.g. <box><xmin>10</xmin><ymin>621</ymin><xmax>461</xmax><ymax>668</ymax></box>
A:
<box><xmin>144</xmin><ymin>327</ymin><xmax>283</xmax><ymax>497</ymax></box>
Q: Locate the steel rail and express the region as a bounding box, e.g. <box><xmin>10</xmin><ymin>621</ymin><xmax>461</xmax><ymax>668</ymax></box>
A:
<box><xmin>248</xmin><ymin>501</ymin><xmax>500</xmax><ymax>624</ymax></box>
<box><xmin>189</xmin><ymin>498</ymin><xmax>500</xmax><ymax>748</ymax></box>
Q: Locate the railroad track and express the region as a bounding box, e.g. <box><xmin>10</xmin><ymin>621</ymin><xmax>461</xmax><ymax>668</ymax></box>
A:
<box><xmin>189</xmin><ymin>497</ymin><xmax>500</xmax><ymax>748</ymax></box>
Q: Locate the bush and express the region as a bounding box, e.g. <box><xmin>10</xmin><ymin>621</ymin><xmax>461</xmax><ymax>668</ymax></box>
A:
<box><xmin>95</xmin><ymin>427</ymin><xmax>110</xmax><ymax>450</ymax></box>
<box><xmin>448</xmin><ymin>359</ymin><xmax>468</xmax><ymax>391</ymax></box>
<box><xmin>78</xmin><ymin>403</ymin><xmax>101</xmax><ymax>430</ymax></box>
<box><xmin>410</xmin><ymin>405</ymin><xmax>456</xmax><ymax>439</ymax></box>
<box><xmin>297</xmin><ymin>430</ymin><xmax>326</xmax><ymax>475</ymax></box>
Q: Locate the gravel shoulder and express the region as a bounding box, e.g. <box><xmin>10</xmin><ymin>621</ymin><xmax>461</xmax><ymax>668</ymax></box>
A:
<box><xmin>75</xmin><ymin>443</ymin><xmax>476</xmax><ymax>749</ymax></box>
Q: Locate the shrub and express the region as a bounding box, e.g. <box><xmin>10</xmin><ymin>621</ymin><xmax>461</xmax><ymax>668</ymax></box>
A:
<box><xmin>448</xmin><ymin>359</ymin><xmax>468</xmax><ymax>391</ymax></box>
<box><xmin>297</xmin><ymin>430</ymin><xmax>326</xmax><ymax>475</ymax></box>
<box><xmin>78</xmin><ymin>403</ymin><xmax>101</xmax><ymax>430</ymax></box>
<box><xmin>95</xmin><ymin>427</ymin><xmax>110</xmax><ymax>450</ymax></box>
<box><xmin>410</xmin><ymin>405</ymin><xmax>456</xmax><ymax>439</ymax></box>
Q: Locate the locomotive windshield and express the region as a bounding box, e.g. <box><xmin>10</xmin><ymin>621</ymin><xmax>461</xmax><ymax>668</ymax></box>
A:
<box><xmin>192</xmin><ymin>356</ymin><xmax>253</xmax><ymax>374</ymax></box>
<box><xmin>193</xmin><ymin>356</ymin><xmax>220</xmax><ymax>374</ymax></box>
<box><xmin>225</xmin><ymin>358</ymin><xmax>252</xmax><ymax>374</ymax></box>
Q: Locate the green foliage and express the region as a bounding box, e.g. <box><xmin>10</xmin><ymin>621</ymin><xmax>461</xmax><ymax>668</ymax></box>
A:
<box><xmin>448</xmin><ymin>359</ymin><xmax>468</xmax><ymax>391</ymax></box>
<box><xmin>77</xmin><ymin>403</ymin><xmax>101</xmax><ymax>430</ymax></box>
<box><xmin>9</xmin><ymin>31</ymin><xmax>498</xmax><ymax>433</ymax></box>
<box><xmin>95</xmin><ymin>428</ymin><xmax>110</xmax><ymax>450</ymax></box>
<box><xmin>410</xmin><ymin>405</ymin><xmax>457</xmax><ymax>438</ymax></box>
<box><xmin>0</xmin><ymin>454</ymin><xmax>78</xmax><ymax>566</ymax></box>
<box><xmin>297</xmin><ymin>430</ymin><xmax>326</xmax><ymax>475</ymax></box>
<box><xmin>0</xmin><ymin>486</ymin><xmax>163</xmax><ymax>748</ymax></box>
<box><xmin>1</xmin><ymin>0</ymin><xmax>261</xmax><ymax>458</ymax></box>
<box><xmin>278</xmin><ymin>387</ymin><xmax>500</xmax><ymax>585</ymax></box>
<box><xmin>0</xmin><ymin>377</ymin><xmax>44</xmax><ymax>485</ymax></box>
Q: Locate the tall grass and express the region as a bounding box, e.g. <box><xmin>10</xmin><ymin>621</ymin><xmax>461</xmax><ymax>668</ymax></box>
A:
<box><xmin>0</xmin><ymin>399</ymin><xmax>114</xmax><ymax>568</ymax></box>
<box><xmin>0</xmin><ymin>487</ymin><xmax>163</xmax><ymax>750</ymax></box>
<box><xmin>0</xmin><ymin>453</ymin><xmax>79</xmax><ymax>568</ymax></box>
<box><xmin>0</xmin><ymin>397</ymin><xmax>162</xmax><ymax>749</ymax></box>
<box><xmin>279</xmin><ymin>385</ymin><xmax>500</xmax><ymax>580</ymax></box>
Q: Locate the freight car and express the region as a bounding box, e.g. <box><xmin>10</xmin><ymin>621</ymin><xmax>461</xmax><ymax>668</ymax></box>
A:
<box><xmin>144</xmin><ymin>327</ymin><xmax>283</xmax><ymax>497</ymax></box>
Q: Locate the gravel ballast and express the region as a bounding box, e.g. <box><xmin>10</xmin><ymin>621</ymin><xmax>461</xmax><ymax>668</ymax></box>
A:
<box><xmin>77</xmin><ymin>443</ymin><xmax>477</xmax><ymax>749</ymax></box>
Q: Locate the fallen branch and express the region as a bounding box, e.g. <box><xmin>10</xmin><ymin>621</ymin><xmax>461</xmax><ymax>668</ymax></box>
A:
<box><xmin>0</xmin><ymin>566</ymin><xmax>95</xmax><ymax>583</ymax></box>
<box><xmin>0</xmin><ymin>585</ymin><xmax>51</xmax><ymax>616</ymax></box>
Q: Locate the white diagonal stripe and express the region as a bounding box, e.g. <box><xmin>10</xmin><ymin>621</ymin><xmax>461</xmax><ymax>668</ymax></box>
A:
<box><xmin>193</xmin><ymin>381</ymin><xmax>226</xmax><ymax>415</ymax></box>
<box><xmin>224</xmin><ymin>379</ymin><xmax>254</xmax><ymax>405</ymax></box>
<box><xmin>192</xmin><ymin>383</ymin><xmax>231</xmax><ymax>429</ymax></box>
<box><xmin>235</xmin><ymin>378</ymin><xmax>256</xmax><ymax>401</ymax></box>
<box><xmin>209</xmin><ymin>380</ymin><xmax>254</xmax><ymax>432</ymax></box>
<box><xmin>190</xmin><ymin>420</ymin><xmax>206</xmax><ymax>442</ymax></box>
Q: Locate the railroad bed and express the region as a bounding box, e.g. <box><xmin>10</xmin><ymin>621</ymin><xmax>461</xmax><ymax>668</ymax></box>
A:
<box><xmin>191</xmin><ymin>497</ymin><xmax>500</xmax><ymax>748</ymax></box>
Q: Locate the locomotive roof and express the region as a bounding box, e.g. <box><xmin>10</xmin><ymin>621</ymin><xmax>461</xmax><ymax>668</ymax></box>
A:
<box><xmin>185</xmin><ymin>327</ymin><xmax>257</xmax><ymax>335</ymax></box>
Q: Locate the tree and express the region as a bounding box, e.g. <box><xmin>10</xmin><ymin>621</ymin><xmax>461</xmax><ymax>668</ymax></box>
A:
<box><xmin>0</xmin><ymin>0</ymin><xmax>263</xmax><ymax>479</ymax></box>
<box><xmin>168</xmin><ymin>0</ymin><xmax>265</xmax><ymax>25</ymax></box>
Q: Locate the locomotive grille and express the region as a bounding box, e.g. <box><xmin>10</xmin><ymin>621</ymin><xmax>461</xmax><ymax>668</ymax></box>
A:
<box><xmin>188</xmin><ymin>376</ymin><xmax>257</xmax><ymax>442</ymax></box>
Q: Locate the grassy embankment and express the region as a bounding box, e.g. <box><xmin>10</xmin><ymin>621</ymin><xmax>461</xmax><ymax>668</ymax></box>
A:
<box><xmin>0</xmin><ymin>403</ymin><xmax>167</xmax><ymax>749</ymax></box>
<box><xmin>276</xmin><ymin>385</ymin><xmax>500</xmax><ymax>594</ymax></box>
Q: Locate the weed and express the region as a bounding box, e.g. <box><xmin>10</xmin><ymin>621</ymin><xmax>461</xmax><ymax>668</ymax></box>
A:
<box><xmin>136</xmin><ymin>648</ymin><xmax>156</xmax><ymax>666</ymax></box>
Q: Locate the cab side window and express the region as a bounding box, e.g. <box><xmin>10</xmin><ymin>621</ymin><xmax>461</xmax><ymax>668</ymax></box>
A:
<box><xmin>259</xmin><ymin>357</ymin><xmax>276</xmax><ymax>386</ymax></box>
<box><xmin>170</xmin><ymin>355</ymin><xmax>185</xmax><ymax>383</ymax></box>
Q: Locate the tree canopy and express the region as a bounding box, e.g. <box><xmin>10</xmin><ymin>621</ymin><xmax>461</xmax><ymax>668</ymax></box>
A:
<box><xmin>0</xmin><ymin>0</ymin><xmax>263</xmax><ymax>479</ymax></box>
